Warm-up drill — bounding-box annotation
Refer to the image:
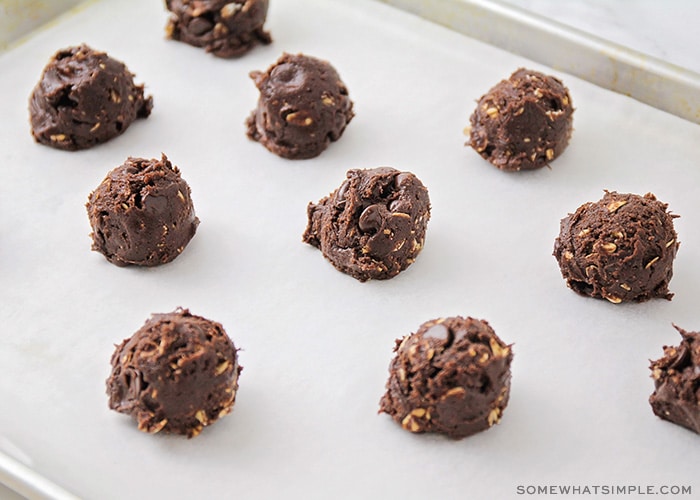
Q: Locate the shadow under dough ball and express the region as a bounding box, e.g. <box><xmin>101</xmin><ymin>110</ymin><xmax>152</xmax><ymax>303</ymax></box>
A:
<box><xmin>86</xmin><ymin>154</ymin><xmax>199</xmax><ymax>267</ymax></box>
<box><xmin>29</xmin><ymin>44</ymin><xmax>152</xmax><ymax>151</ymax></box>
<box><xmin>468</xmin><ymin>68</ymin><xmax>573</xmax><ymax>171</ymax></box>
<box><xmin>649</xmin><ymin>325</ymin><xmax>700</xmax><ymax>434</ymax></box>
<box><xmin>379</xmin><ymin>316</ymin><xmax>513</xmax><ymax>439</ymax></box>
<box><xmin>553</xmin><ymin>191</ymin><xmax>679</xmax><ymax>303</ymax></box>
<box><xmin>303</xmin><ymin>167</ymin><xmax>430</xmax><ymax>282</ymax></box>
<box><xmin>165</xmin><ymin>0</ymin><xmax>271</xmax><ymax>58</ymax></box>
<box><xmin>107</xmin><ymin>308</ymin><xmax>241</xmax><ymax>438</ymax></box>
<box><xmin>246</xmin><ymin>52</ymin><xmax>355</xmax><ymax>159</ymax></box>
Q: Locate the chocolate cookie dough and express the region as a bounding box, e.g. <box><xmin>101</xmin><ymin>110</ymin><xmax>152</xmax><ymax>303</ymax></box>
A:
<box><xmin>649</xmin><ymin>325</ymin><xmax>700</xmax><ymax>434</ymax></box>
<box><xmin>86</xmin><ymin>154</ymin><xmax>199</xmax><ymax>267</ymax></box>
<box><xmin>468</xmin><ymin>68</ymin><xmax>573</xmax><ymax>171</ymax></box>
<box><xmin>303</xmin><ymin>167</ymin><xmax>430</xmax><ymax>282</ymax></box>
<box><xmin>29</xmin><ymin>44</ymin><xmax>152</xmax><ymax>151</ymax></box>
<box><xmin>246</xmin><ymin>53</ymin><xmax>355</xmax><ymax>159</ymax></box>
<box><xmin>107</xmin><ymin>308</ymin><xmax>240</xmax><ymax>437</ymax></box>
<box><xmin>165</xmin><ymin>0</ymin><xmax>271</xmax><ymax>58</ymax></box>
<box><xmin>379</xmin><ymin>316</ymin><xmax>513</xmax><ymax>439</ymax></box>
<box><xmin>553</xmin><ymin>191</ymin><xmax>679</xmax><ymax>303</ymax></box>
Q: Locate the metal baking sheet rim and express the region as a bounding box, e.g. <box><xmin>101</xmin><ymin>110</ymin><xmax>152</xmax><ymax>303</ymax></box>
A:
<box><xmin>378</xmin><ymin>0</ymin><xmax>700</xmax><ymax>125</ymax></box>
<box><xmin>0</xmin><ymin>448</ymin><xmax>78</xmax><ymax>500</ymax></box>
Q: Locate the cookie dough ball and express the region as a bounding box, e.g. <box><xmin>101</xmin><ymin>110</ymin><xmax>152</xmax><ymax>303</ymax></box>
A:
<box><xmin>379</xmin><ymin>317</ymin><xmax>513</xmax><ymax>439</ymax></box>
<box><xmin>165</xmin><ymin>0</ymin><xmax>271</xmax><ymax>58</ymax></box>
<box><xmin>29</xmin><ymin>44</ymin><xmax>152</xmax><ymax>151</ymax></box>
<box><xmin>246</xmin><ymin>53</ymin><xmax>355</xmax><ymax>159</ymax></box>
<box><xmin>303</xmin><ymin>167</ymin><xmax>430</xmax><ymax>282</ymax></box>
<box><xmin>468</xmin><ymin>68</ymin><xmax>573</xmax><ymax>171</ymax></box>
<box><xmin>86</xmin><ymin>154</ymin><xmax>199</xmax><ymax>267</ymax></box>
<box><xmin>553</xmin><ymin>191</ymin><xmax>679</xmax><ymax>303</ymax></box>
<box><xmin>649</xmin><ymin>325</ymin><xmax>700</xmax><ymax>434</ymax></box>
<box><xmin>107</xmin><ymin>309</ymin><xmax>240</xmax><ymax>437</ymax></box>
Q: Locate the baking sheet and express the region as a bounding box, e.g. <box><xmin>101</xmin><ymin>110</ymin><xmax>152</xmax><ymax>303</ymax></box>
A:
<box><xmin>1</xmin><ymin>0</ymin><xmax>700</xmax><ymax>498</ymax></box>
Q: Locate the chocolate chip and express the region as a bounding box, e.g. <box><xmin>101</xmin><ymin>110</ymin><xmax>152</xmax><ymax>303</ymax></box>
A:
<box><xmin>335</xmin><ymin>180</ymin><xmax>349</xmax><ymax>204</ymax></box>
<box><xmin>358</xmin><ymin>204</ymin><xmax>383</xmax><ymax>233</ymax></box>
<box><xmin>188</xmin><ymin>17</ymin><xmax>213</xmax><ymax>36</ymax></box>
<box><xmin>270</xmin><ymin>64</ymin><xmax>306</xmax><ymax>91</ymax></box>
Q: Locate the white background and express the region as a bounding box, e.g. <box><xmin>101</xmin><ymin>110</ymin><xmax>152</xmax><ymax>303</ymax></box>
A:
<box><xmin>1</xmin><ymin>0</ymin><xmax>699</xmax><ymax>498</ymax></box>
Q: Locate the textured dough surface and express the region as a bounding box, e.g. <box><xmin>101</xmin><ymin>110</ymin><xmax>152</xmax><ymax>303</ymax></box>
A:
<box><xmin>246</xmin><ymin>53</ymin><xmax>354</xmax><ymax>159</ymax></box>
<box><xmin>29</xmin><ymin>44</ymin><xmax>152</xmax><ymax>150</ymax></box>
<box><xmin>303</xmin><ymin>167</ymin><xmax>430</xmax><ymax>281</ymax></box>
<box><xmin>553</xmin><ymin>191</ymin><xmax>679</xmax><ymax>303</ymax></box>
<box><xmin>107</xmin><ymin>308</ymin><xmax>240</xmax><ymax>438</ymax></box>
<box><xmin>86</xmin><ymin>154</ymin><xmax>199</xmax><ymax>267</ymax></box>
<box><xmin>165</xmin><ymin>0</ymin><xmax>271</xmax><ymax>58</ymax></box>
<box><xmin>379</xmin><ymin>316</ymin><xmax>513</xmax><ymax>439</ymax></box>
<box><xmin>649</xmin><ymin>325</ymin><xmax>700</xmax><ymax>435</ymax></box>
<box><xmin>468</xmin><ymin>68</ymin><xmax>573</xmax><ymax>171</ymax></box>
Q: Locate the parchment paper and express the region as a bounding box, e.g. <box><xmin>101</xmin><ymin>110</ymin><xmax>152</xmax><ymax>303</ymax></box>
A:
<box><xmin>1</xmin><ymin>0</ymin><xmax>699</xmax><ymax>498</ymax></box>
